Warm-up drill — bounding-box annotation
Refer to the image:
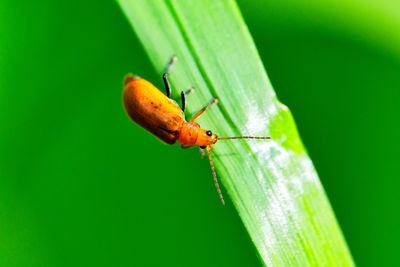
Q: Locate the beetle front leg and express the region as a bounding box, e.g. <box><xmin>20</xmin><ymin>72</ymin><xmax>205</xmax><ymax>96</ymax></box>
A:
<box><xmin>190</xmin><ymin>97</ymin><xmax>218</xmax><ymax>122</ymax></box>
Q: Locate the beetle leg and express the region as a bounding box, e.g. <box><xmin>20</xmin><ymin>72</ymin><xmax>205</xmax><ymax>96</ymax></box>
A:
<box><xmin>162</xmin><ymin>74</ymin><xmax>171</xmax><ymax>98</ymax></box>
<box><xmin>180</xmin><ymin>87</ymin><xmax>194</xmax><ymax>112</ymax></box>
<box><xmin>162</xmin><ymin>56</ymin><xmax>177</xmax><ymax>98</ymax></box>
<box><xmin>123</xmin><ymin>73</ymin><xmax>134</xmax><ymax>87</ymax></box>
<box><xmin>166</xmin><ymin>55</ymin><xmax>177</xmax><ymax>74</ymax></box>
<box><xmin>184</xmin><ymin>87</ymin><xmax>195</xmax><ymax>96</ymax></box>
<box><xmin>200</xmin><ymin>147</ymin><xmax>206</xmax><ymax>158</ymax></box>
<box><xmin>181</xmin><ymin>91</ymin><xmax>186</xmax><ymax>112</ymax></box>
<box><xmin>190</xmin><ymin>97</ymin><xmax>218</xmax><ymax>122</ymax></box>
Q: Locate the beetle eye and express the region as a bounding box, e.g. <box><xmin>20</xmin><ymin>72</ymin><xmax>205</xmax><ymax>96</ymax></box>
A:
<box><xmin>200</xmin><ymin>146</ymin><xmax>206</xmax><ymax>149</ymax></box>
<box><xmin>206</xmin><ymin>130</ymin><xmax>212</xmax><ymax>136</ymax></box>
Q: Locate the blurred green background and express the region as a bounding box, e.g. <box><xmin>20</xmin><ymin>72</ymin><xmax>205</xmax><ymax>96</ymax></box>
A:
<box><xmin>1</xmin><ymin>1</ymin><xmax>399</xmax><ymax>266</ymax></box>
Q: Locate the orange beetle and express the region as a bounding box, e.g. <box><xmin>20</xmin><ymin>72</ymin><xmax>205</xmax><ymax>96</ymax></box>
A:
<box><xmin>123</xmin><ymin>57</ymin><xmax>271</xmax><ymax>205</ymax></box>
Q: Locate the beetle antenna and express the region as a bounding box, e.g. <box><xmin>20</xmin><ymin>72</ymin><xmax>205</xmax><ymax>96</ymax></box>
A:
<box><xmin>207</xmin><ymin>145</ymin><xmax>225</xmax><ymax>205</ymax></box>
<box><xmin>218</xmin><ymin>136</ymin><xmax>271</xmax><ymax>140</ymax></box>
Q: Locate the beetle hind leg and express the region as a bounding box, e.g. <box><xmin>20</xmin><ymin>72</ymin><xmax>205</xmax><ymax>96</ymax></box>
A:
<box><xmin>165</xmin><ymin>55</ymin><xmax>177</xmax><ymax>74</ymax></box>
<box><xmin>162</xmin><ymin>56</ymin><xmax>177</xmax><ymax>98</ymax></box>
<box><xmin>123</xmin><ymin>73</ymin><xmax>140</xmax><ymax>87</ymax></box>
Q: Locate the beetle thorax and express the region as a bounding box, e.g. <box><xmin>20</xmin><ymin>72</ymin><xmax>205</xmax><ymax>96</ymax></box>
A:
<box><xmin>178</xmin><ymin>122</ymin><xmax>200</xmax><ymax>146</ymax></box>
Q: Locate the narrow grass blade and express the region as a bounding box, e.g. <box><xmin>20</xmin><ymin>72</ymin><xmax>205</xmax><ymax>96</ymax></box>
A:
<box><xmin>118</xmin><ymin>0</ymin><xmax>354</xmax><ymax>265</ymax></box>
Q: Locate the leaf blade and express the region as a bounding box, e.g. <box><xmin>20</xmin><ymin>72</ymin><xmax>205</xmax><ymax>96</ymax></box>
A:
<box><xmin>118</xmin><ymin>0</ymin><xmax>354</xmax><ymax>265</ymax></box>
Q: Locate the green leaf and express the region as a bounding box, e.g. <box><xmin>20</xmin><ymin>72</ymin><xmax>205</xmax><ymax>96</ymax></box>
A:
<box><xmin>118</xmin><ymin>0</ymin><xmax>354</xmax><ymax>265</ymax></box>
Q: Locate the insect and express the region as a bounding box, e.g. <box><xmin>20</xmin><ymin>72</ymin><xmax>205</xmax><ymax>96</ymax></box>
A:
<box><xmin>122</xmin><ymin>57</ymin><xmax>271</xmax><ymax>205</ymax></box>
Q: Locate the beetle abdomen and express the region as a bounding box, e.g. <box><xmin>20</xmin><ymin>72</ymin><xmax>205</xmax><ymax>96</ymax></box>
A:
<box><xmin>123</xmin><ymin>76</ymin><xmax>184</xmax><ymax>144</ymax></box>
